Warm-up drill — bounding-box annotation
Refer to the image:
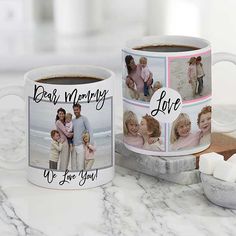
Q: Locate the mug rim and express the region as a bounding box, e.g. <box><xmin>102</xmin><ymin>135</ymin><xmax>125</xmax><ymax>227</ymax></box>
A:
<box><xmin>124</xmin><ymin>35</ymin><xmax>211</xmax><ymax>56</ymax></box>
<box><xmin>24</xmin><ymin>64</ymin><xmax>115</xmax><ymax>85</ymax></box>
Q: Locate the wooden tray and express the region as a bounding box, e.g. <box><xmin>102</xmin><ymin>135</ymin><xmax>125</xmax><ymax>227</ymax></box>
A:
<box><xmin>195</xmin><ymin>133</ymin><xmax>236</xmax><ymax>168</ymax></box>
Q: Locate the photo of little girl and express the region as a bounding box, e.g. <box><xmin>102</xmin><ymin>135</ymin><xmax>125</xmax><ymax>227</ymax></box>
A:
<box><xmin>123</xmin><ymin>104</ymin><xmax>165</xmax><ymax>152</ymax></box>
<box><xmin>169</xmin><ymin>53</ymin><xmax>210</xmax><ymax>101</ymax></box>
<box><xmin>49</xmin><ymin>130</ymin><xmax>64</xmax><ymax>170</ymax></box>
<box><xmin>123</xmin><ymin>111</ymin><xmax>144</xmax><ymax>148</ymax></box>
<box><xmin>170</xmin><ymin>113</ymin><xmax>199</xmax><ymax>151</ymax></box>
<box><xmin>139</xmin><ymin>114</ymin><xmax>164</xmax><ymax>151</ymax></box>
<box><xmin>123</xmin><ymin>54</ymin><xmax>165</xmax><ymax>102</ymax></box>
<box><xmin>197</xmin><ymin>106</ymin><xmax>211</xmax><ymax>145</ymax></box>
<box><xmin>169</xmin><ymin>103</ymin><xmax>212</xmax><ymax>151</ymax></box>
<box><xmin>82</xmin><ymin>131</ymin><xmax>96</xmax><ymax>170</ymax></box>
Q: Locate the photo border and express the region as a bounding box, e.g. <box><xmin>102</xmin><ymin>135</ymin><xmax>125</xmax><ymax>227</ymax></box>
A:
<box><xmin>168</xmin><ymin>50</ymin><xmax>212</xmax><ymax>104</ymax></box>
<box><xmin>167</xmin><ymin>97</ymin><xmax>211</xmax><ymax>152</ymax></box>
<box><xmin>122</xmin><ymin>50</ymin><xmax>167</xmax><ymax>104</ymax></box>
<box><xmin>28</xmin><ymin>96</ymin><xmax>114</xmax><ymax>172</ymax></box>
<box><xmin>123</xmin><ymin>99</ymin><xmax>167</xmax><ymax>152</ymax></box>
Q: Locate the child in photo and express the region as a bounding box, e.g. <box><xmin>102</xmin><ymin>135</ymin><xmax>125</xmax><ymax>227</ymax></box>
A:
<box><xmin>123</xmin><ymin>111</ymin><xmax>144</xmax><ymax>148</ymax></box>
<box><xmin>150</xmin><ymin>81</ymin><xmax>162</xmax><ymax>96</ymax></box>
<box><xmin>187</xmin><ymin>57</ymin><xmax>197</xmax><ymax>97</ymax></box>
<box><xmin>170</xmin><ymin>113</ymin><xmax>199</xmax><ymax>151</ymax></box>
<box><xmin>139</xmin><ymin>114</ymin><xmax>164</xmax><ymax>151</ymax></box>
<box><xmin>82</xmin><ymin>131</ymin><xmax>96</xmax><ymax>170</ymax></box>
<box><xmin>140</xmin><ymin>57</ymin><xmax>151</xmax><ymax>97</ymax></box>
<box><xmin>65</xmin><ymin>113</ymin><xmax>73</xmax><ymax>149</ymax></box>
<box><xmin>197</xmin><ymin>106</ymin><xmax>211</xmax><ymax>145</ymax></box>
<box><xmin>127</xmin><ymin>78</ymin><xmax>140</xmax><ymax>100</ymax></box>
<box><xmin>49</xmin><ymin>130</ymin><xmax>64</xmax><ymax>170</ymax></box>
<box><xmin>196</xmin><ymin>56</ymin><xmax>205</xmax><ymax>96</ymax></box>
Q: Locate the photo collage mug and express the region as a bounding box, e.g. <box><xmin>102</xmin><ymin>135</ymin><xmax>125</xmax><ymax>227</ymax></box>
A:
<box><xmin>122</xmin><ymin>36</ymin><xmax>236</xmax><ymax>156</ymax></box>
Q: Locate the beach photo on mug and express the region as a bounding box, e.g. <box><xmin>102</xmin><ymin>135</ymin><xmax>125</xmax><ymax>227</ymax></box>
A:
<box><xmin>169</xmin><ymin>53</ymin><xmax>211</xmax><ymax>101</ymax></box>
<box><xmin>169</xmin><ymin>101</ymin><xmax>211</xmax><ymax>151</ymax></box>
<box><xmin>123</xmin><ymin>101</ymin><xmax>166</xmax><ymax>152</ymax></box>
<box><xmin>122</xmin><ymin>53</ymin><xmax>166</xmax><ymax>103</ymax></box>
<box><xmin>28</xmin><ymin>98</ymin><xmax>113</xmax><ymax>171</ymax></box>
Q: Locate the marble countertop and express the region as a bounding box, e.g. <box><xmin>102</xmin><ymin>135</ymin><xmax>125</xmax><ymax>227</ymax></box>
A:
<box><xmin>1</xmin><ymin>109</ymin><xmax>236</xmax><ymax>236</ymax></box>
<box><xmin>1</xmin><ymin>166</ymin><xmax>236</xmax><ymax>236</ymax></box>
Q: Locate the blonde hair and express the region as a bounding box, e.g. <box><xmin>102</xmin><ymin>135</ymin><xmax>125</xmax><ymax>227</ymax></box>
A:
<box><xmin>197</xmin><ymin>106</ymin><xmax>212</xmax><ymax>126</ymax></box>
<box><xmin>153</xmin><ymin>81</ymin><xmax>162</xmax><ymax>90</ymax></box>
<box><xmin>188</xmin><ymin>57</ymin><xmax>196</xmax><ymax>65</ymax></box>
<box><xmin>139</xmin><ymin>56</ymin><xmax>147</xmax><ymax>64</ymax></box>
<box><xmin>142</xmin><ymin>114</ymin><xmax>161</xmax><ymax>138</ymax></box>
<box><xmin>65</xmin><ymin>113</ymin><xmax>72</xmax><ymax>120</ymax></box>
<box><xmin>82</xmin><ymin>130</ymin><xmax>90</xmax><ymax>143</ymax></box>
<box><xmin>123</xmin><ymin>111</ymin><xmax>138</xmax><ymax>136</ymax></box>
<box><xmin>170</xmin><ymin>113</ymin><xmax>191</xmax><ymax>143</ymax></box>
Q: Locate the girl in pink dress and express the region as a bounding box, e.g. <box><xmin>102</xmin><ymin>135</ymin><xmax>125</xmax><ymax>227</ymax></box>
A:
<box><xmin>123</xmin><ymin>111</ymin><xmax>144</xmax><ymax>148</ymax></box>
<box><xmin>170</xmin><ymin>113</ymin><xmax>200</xmax><ymax>151</ymax></box>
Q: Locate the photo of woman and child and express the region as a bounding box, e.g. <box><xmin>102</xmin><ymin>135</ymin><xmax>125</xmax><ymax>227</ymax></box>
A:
<box><xmin>123</xmin><ymin>54</ymin><xmax>165</xmax><ymax>102</ymax></box>
<box><xmin>49</xmin><ymin>104</ymin><xmax>96</xmax><ymax>171</ymax></box>
<box><xmin>29</xmin><ymin>98</ymin><xmax>112</xmax><ymax>172</ymax></box>
<box><xmin>170</xmin><ymin>54</ymin><xmax>211</xmax><ymax>101</ymax></box>
<box><xmin>170</xmin><ymin>105</ymin><xmax>211</xmax><ymax>151</ymax></box>
<box><xmin>123</xmin><ymin>110</ymin><xmax>164</xmax><ymax>151</ymax></box>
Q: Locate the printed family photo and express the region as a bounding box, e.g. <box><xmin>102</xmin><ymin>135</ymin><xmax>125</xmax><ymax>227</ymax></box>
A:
<box><xmin>169</xmin><ymin>54</ymin><xmax>211</xmax><ymax>101</ymax></box>
<box><xmin>123</xmin><ymin>102</ymin><xmax>165</xmax><ymax>152</ymax></box>
<box><xmin>122</xmin><ymin>54</ymin><xmax>165</xmax><ymax>102</ymax></box>
<box><xmin>29</xmin><ymin>98</ymin><xmax>113</xmax><ymax>171</ymax></box>
<box><xmin>169</xmin><ymin>103</ymin><xmax>211</xmax><ymax>151</ymax></box>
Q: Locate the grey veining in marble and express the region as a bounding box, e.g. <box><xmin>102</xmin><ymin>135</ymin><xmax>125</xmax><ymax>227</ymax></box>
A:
<box><xmin>0</xmin><ymin>187</ymin><xmax>45</xmax><ymax>236</ymax></box>
<box><xmin>116</xmin><ymin>134</ymin><xmax>196</xmax><ymax>174</ymax></box>
<box><xmin>201</xmin><ymin>173</ymin><xmax>236</xmax><ymax>210</ymax></box>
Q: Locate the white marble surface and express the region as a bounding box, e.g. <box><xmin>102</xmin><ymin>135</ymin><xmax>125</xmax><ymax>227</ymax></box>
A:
<box><xmin>1</xmin><ymin>109</ymin><xmax>236</xmax><ymax>236</ymax></box>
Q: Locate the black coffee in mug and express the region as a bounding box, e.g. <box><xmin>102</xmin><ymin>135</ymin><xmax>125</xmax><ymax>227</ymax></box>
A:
<box><xmin>37</xmin><ymin>76</ymin><xmax>101</xmax><ymax>85</ymax></box>
<box><xmin>134</xmin><ymin>45</ymin><xmax>200</xmax><ymax>52</ymax></box>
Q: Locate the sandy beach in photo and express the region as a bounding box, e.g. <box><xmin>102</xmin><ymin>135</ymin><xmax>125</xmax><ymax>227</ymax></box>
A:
<box><xmin>170</xmin><ymin>56</ymin><xmax>211</xmax><ymax>101</ymax></box>
<box><xmin>29</xmin><ymin>130</ymin><xmax>112</xmax><ymax>170</ymax></box>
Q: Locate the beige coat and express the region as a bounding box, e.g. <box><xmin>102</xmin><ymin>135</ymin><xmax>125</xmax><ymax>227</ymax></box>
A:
<box><xmin>50</xmin><ymin>140</ymin><xmax>62</xmax><ymax>162</ymax></box>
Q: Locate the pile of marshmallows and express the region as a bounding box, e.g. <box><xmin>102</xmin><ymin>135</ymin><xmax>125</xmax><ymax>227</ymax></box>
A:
<box><xmin>199</xmin><ymin>152</ymin><xmax>236</xmax><ymax>183</ymax></box>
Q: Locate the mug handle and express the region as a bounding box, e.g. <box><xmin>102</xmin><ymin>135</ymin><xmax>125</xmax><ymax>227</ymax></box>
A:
<box><xmin>0</xmin><ymin>85</ymin><xmax>25</xmax><ymax>168</ymax></box>
<box><xmin>212</xmin><ymin>52</ymin><xmax>236</xmax><ymax>132</ymax></box>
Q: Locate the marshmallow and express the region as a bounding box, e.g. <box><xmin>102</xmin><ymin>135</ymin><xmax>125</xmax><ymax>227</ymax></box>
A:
<box><xmin>213</xmin><ymin>161</ymin><xmax>236</xmax><ymax>183</ymax></box>
<box><xmin>199</xmin><ymin>152</ymin><xmax>224</xmax><ymax>175</ymax></box>
<box><xmin>227</xmin><ymin>154</ymin><xmax>236</xmax><ymax>165</ymax></box>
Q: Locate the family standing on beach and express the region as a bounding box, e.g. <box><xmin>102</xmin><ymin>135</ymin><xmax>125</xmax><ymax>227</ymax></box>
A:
<box><xmin>49</xmin><ymin>103</ymin><xmax>96</xmax><ymax>171</ymax></box>
<box><xmin>125</xmin><ymin>55</ymin><xmax>162</xmax><ymax>102</ymax></box>
<box><xmin>188</xmin><ymin>56</ymin><xmax>205</xmax><ymax>97</ymax></box>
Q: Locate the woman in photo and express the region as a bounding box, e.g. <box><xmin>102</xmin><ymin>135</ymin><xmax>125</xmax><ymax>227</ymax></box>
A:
<box><xmin>125</xmin><ymin>55</ymin><xmax>153</xmax><ymax>101</ymax></box>
<box><xmin>139</xmin><ymin>114</ymin><xmax>164</xmax><ymax>151</ymax></box>
<box><xmin>55</xmin><ymin>108</ymin><xmax>73</xmax><ymax>171</ymax></box>
<box><xmin>187</xmin><ymin>57</ymin><xmax>197</xmax><ymax>98</ymax></box>
<box><xmin>170</xmin><ymin>113</ymin><xmax>199</xmax><ymax>151</ymax></box>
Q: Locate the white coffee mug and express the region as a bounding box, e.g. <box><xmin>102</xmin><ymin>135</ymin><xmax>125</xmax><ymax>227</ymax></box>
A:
<box><xmin>122</xmin><ymin>35</ymin><xmax>236</xmax><ymax>156</ymax></box>
<box><xmin>0</xmin><ymin>65</ymin><xmax>115</xmax><ymax>189</ymax></box>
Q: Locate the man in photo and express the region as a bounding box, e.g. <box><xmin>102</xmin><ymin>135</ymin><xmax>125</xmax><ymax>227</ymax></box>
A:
<box><xmin>71</xmin><ymin>103</ymin><xmax>94</xmax><ymax>171</ymax></box>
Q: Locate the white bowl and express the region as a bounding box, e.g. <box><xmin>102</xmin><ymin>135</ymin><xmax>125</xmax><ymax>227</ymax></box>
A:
<box><xmin>201</xmin><ymin>173</ymin><xmax>236</xmax><ymax>209</ymax></box>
